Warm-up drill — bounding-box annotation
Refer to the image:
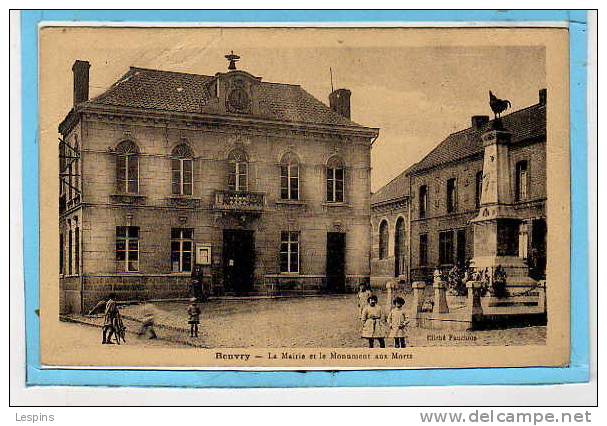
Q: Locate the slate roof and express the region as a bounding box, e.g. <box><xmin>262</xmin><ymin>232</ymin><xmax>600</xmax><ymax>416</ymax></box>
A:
<box><xmin>407</xmin><ymin>103</ymin><xmax>546</xmax><ymax>175</ymax></box>
<box><xmin>371</xmin><ymin>101</ymin><xmax>546</xmax><ymax>205</ymax></box>
<box><xmin>84</xmin><ymin>67</ymin><xmax>366</xmax><ymax>129</ymax></box>
<box><xmin>370</xmin><ymin>165</ymin><xmax>414</xmax><ymax>206</ymax></box>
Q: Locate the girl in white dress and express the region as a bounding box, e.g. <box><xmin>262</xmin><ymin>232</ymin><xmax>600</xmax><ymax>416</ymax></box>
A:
<box><xmin>361</xmin><ymin>294</ymin><xmax>386</xmax><ymax>348</ymax></box>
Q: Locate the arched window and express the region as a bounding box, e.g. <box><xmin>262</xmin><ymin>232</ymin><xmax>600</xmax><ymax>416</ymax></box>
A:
<box><xmin>394</xmin><ymin>217</ymin><xmax>405</xmax><ymax>277</ymax></box>
<box><xmin>379</xmin><ymin>220</ymin><xmax>389</xmax><ymax>260</ymax></box>
<box><xmin>326</xmin><ymin>156</ymin><xmax>345</xmax><ymax>203</ymax></box>
<box><xmin>115</xmin><ymin>140</ymin><xmax>139</xmax><ymax>194</ymax></box>
<box><xmin>280</xmin><ymin>152</ymin><xmax>299</xmax><ymax>200</ymax></box>
<box><xmin>171</xmin><ymin>144</ymin><xmax>194</xmax><ymax>196</ymax></box>
<box><xmin>228</xmin><ymin>149</ymin><xmax>248</xmax><ymax>191</ymax></box>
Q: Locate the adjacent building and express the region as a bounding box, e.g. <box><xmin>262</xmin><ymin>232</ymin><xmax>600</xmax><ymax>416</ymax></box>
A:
<box><xmin>59</xmin><ymin>57</ymin><xmax>378</xmax><ymax>313</ymax></box>
<box><xmin>371</xmin><ymin>90</ymin><xmax>547</xmax><ymax>285</ymax></box>
<box><xmin>370</xmin><ymin>169</ymin><xmax>411</xmax><ymax>289</ymax></box>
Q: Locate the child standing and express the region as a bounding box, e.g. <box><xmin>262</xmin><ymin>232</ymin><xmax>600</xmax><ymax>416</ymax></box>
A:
<box><xmin>356</xmin><ymin>283</ymin><xmax>372</xmax><ymax>318</ymax></box>
<box><xmin>387</xmin><ymin>296</ymin><xmax>408</xmax><ymax>348</ymax></box>
<box><xmin>361</xmin><ymin>294</ymin><xmax>386</xmax><ymax>348</ymax></box>
<box><xmin>187</xmin><ymin>297</ymin><xmax>201</xmax><ymax>338</ymax></box>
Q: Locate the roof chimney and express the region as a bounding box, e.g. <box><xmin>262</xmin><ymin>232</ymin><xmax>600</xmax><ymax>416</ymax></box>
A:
<box><xmin>72</xmin><ymin>60</ymin><xmax>90</xmax><ymax>106</ymax></box>
<box><xmin>539</xmin><ymin>88</ymin><xmax>547</xmax><ymax>105</ymax></box>
<box><xmin>471</xmin><ymin>115</ymin><xmax>489</xmax><ymax>130</ymax></box>
<box><xmin>329</xmin><ymin>88</ymin><xmax>351</xmax><ymax>119</ymax></box>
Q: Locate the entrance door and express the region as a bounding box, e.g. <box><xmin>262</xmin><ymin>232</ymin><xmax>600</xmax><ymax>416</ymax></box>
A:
<box><xmin>530</xmin><ymin>218</ymin><xmax>547</xmax><ymax>280</ymax></box>
<box><xmin>223</xmin><ymin>230</ymin><xmax>255</xmax><ymax>294</ymax></box>
<box><xmin>456</xmin><ymin>229</ymin><xmax>466</xmax><ymax>267</ymax></box>
<box><xmin>326</xmin><ymin>232</ymin><xmax>346</xmax><ymax>293</ymax></box>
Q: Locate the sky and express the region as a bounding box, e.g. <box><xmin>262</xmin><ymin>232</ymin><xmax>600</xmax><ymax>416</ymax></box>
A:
<box><xmin>40</xmin><ymin>27</ymin><xmax>546</xmax><ymax>192</ymax></box>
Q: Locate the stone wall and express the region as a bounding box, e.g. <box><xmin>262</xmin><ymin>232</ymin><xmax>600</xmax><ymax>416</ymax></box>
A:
<box><xmin>59</xmin><ymin>114</ymin><xmax>372</xmax><ymax>311</ymax></box>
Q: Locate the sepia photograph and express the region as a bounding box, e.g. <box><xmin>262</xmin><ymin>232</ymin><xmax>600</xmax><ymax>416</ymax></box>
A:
<box><xmin>38</xmin><ymin>26</ymin><xmax>571</xmax><ymax>369</ymax></box>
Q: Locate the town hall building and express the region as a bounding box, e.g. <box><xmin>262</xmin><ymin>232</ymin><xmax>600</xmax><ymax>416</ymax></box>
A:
<box><xmin>59</xmin><ymin>55</ymin><xmax>378</xmax><ymax>313</ymax></box>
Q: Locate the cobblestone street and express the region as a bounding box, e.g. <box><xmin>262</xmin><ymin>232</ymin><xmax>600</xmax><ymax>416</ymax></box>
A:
<box><xmin>70</xmin><ymin>293</ymin><xmax>546</xmax><ymax>348</ymax></box>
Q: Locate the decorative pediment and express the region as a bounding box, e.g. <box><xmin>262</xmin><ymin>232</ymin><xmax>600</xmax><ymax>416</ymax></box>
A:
<box><xmin>206</xmin><ymin>69</ymin><xmax>262</xmax><ymax>115</ymax></box>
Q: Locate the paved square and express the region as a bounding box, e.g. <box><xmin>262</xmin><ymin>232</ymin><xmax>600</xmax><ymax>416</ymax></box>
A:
<box><xmin>114</xmin><ymin>294</ymin><xmax>546</xmax><ymax>348</ymax></box>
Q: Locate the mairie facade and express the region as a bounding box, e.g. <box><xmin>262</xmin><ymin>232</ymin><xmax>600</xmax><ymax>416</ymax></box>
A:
<box><xmin>371</xmin><ymin>89</ymin><xmax>547</xmax><ymax>286</ymax></box>
<box><xmin>59</xmin><ymin>58</ymin><xmax>378</xmax><ymax>313</ymax></box>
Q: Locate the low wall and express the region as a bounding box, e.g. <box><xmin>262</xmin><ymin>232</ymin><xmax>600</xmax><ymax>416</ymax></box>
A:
<box><xmin>261</xmin><ymin>275</ymin><xmax>368</xmax><ymax>295</ymax></box>
<box><xmin>64</xmin><ymin>274</ymin><xmax>192</xmax><ymax>314</ymax></box>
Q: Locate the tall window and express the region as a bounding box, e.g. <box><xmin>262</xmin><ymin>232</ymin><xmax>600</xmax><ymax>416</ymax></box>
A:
<box><xmin>378</xmin><ymin>220</ymin><xmax>389</xmax><ymax>260</ymax></box>
<box><xmin>515</xmin><ymin>160</ymin><xmax>528</xmax><ymax>201</ymax></box>
<box><xmin>116</xmin><ymin>140</ymin><xmax>139</xmax><ymax>194</ymax></box>
<box><xmin>446</xmin><ymin>178</ymin><xmax>457</xmax><ymax>213</ymax></box>
<box><xmin>228</xmin><ymin>150</ymin><xmax>248</xmax><ymax>191</ymax></box>
<box><xmin>439</xmin><ymin>230</ymin><xmax>454</xmax><ymax>265</ymax></box>
<box><xmin>171</xmin><ymin>228</ymin><xmax>193</xmax><ymax>272</ymax></box>
<box><xmin>280</xmin><ymin>153</ymin><xmax>299</xmax><ymax>200</ymax></box>
<box><xmin>67</xmin><ymin>220</ymin><xmax>73</xmax><ymax>275</ymax></box>
<box><xmin>419</xmin><ymin>185</ymin><xmax>428</xmax><ymax>218</ymax></box>
<box><xmin>280</xmin><ymin>231</ymin><xmax>300</xmax><ymax>273</ymax></box>
<box><xmin>116</xmin><ymin>226</ymin><xmax>139</xmax><ymax>272</ymax></box>
<box><xmin>74</xmin><ymin>220</ymin><xmax>80</xmax><ymax>275</ymax></box>
<box><xmin>67</xmin><ymin>161</ymin><xmax>73</xmax><ymax>201</ymax></box>
<box><xmin>59</xmin><ymin>233</ymin><xmax>64</xmax><ymax>275</ymax></box>
<box><xmin>394</xmin><ymin>217</ymin><xmax>406</xmax><ymax>277</ymax></box>
<box><xmin>73</xmin><ymin>140</ymin><xmax>81</xmax><ymax>201</ymax></box>
<box><xmin>326</xmin><ymin>156</ymin><xmax>344</xmax><ymax>203</ymax></box>
<box><xmin>475</xmin><ymin>171</ymin><xmax>483</xmax><ymax>208</ymax></box>
<box><xmin>172</xmin><ymin>144</ymin><xmax>193</xmax><ymax>196</ymax></box>
<box><xmin>419</xmin><ymin>234</ymin><xmax>428</xmax><ymax>266</ymax></box>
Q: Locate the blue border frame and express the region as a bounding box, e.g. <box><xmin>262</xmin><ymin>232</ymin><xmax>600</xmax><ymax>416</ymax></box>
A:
<box><xmin>21</xmin><ymin>10</ymin><xmax>589</xmax><ymax>388</ymax></box>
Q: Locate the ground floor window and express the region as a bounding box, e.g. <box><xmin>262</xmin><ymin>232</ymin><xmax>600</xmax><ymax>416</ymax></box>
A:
<box><xmin>171</xmin><ymin>228</ymin><xmax>193</xmax><ymax>272</ymax></box>
<box><xmin>439</xmin><ymin>230</ymin><xmax>454</xmax><ymax>265</ymax></box>
<box><xmin>68</xmin><ymin>225</ymin><xmax>73</xmax><ymax>275</ymax></box>
<box><xmin>456</xmin><ymin>229</ymin><xmax>466</xmax><ymax>267</ymax></box>
<box><xmin>74</xmin><ymin>226</ymin><xmax>80</xmax><ymax>275</ymax></box>
<box><xmin>419</xmin><ymin>233</ymin><xmax>428</xmax><ymax>266</ymax></box>
<box><xmin>59</xmin><ymin>233</ymin><xmax>64</xmax><ymax>275</ymax></box>
<box><xmin>116</xmin><ymin>226</ymin><xmax>139</xmax><ymax>272</ymax></box>
<box><xmin>280</xmin><ymin>231</ymin><xmax>299</xmax><ymax>273</ymax></box>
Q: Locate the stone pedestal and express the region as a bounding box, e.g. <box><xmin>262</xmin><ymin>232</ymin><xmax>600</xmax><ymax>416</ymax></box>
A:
<box><xmin>471</xmin><ymin>127</ymin><xmax>537</xmax><ymax>289</ymax></box>
<box><xmin>409</xmin><ymin>281</ymin><xmax>426</xmax><ymax>327</ymax></box>
<box><xmin>411</xmin><ymin>281</ymin><xmax>426</xmax><ymax>314</ymax></box>
<box><xmin>433</xmin><ymin>280</ymin><xmax>449</xmax><ymax>314</ymax></box>
<box><xmin>465</xmin><ymin>280</ymin><xmax>484</xmax><ymax>320</ymax></box>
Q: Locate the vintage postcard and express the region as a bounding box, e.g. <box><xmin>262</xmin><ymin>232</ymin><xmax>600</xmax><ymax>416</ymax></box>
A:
<box><xmin>39</xmin><ymin>26</ymin><xmax>570</xmax><ymax>369</ymax></box>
